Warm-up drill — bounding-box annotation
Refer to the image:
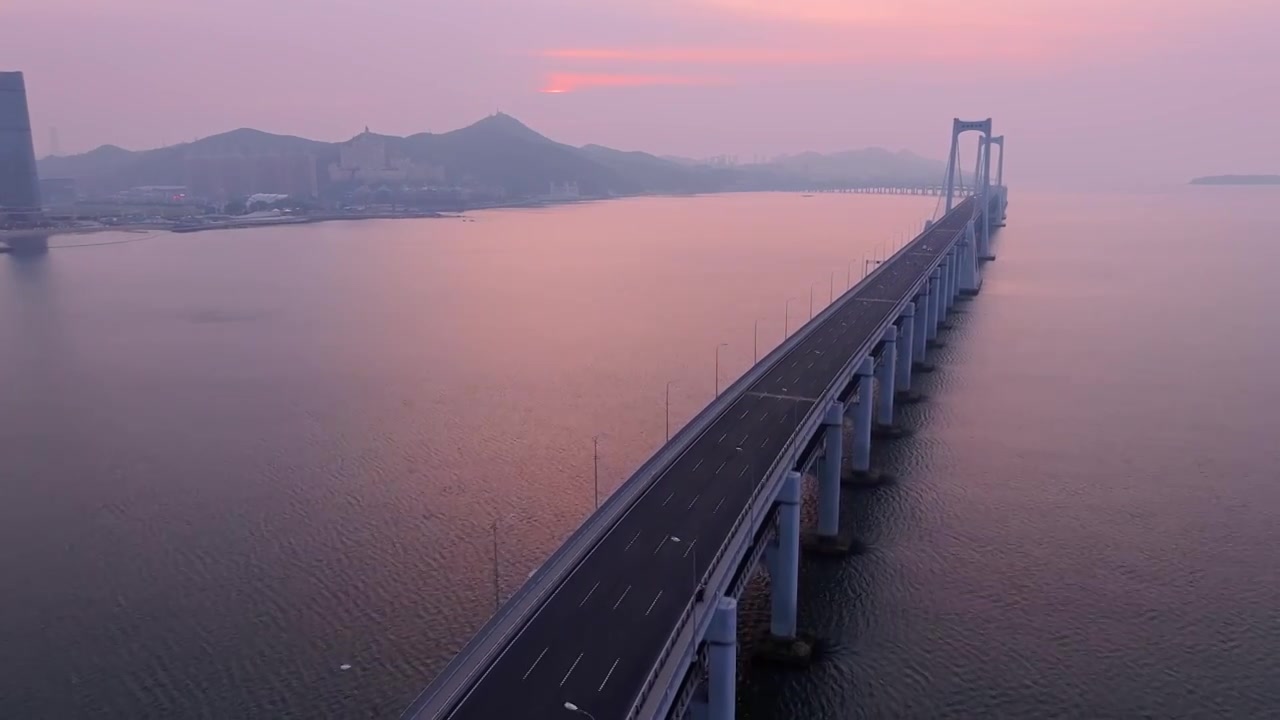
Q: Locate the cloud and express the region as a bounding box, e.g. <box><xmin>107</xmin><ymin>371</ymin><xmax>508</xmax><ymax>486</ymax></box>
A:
<box><xmin>538</xmin><ymin>47</ymin><xmax>851</xmax><ymax>65</ymax></box>
<box><xmin>539</xmin><ymin>73</ymin><xmax>726</xmax><ymax>93</ymax></box>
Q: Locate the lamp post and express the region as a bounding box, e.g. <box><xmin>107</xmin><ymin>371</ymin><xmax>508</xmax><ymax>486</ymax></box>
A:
<box><xmin>669</xmin><ymin>535</ymin><xmax>699</xmax><ymax>598</ymax></box>
<box><xmin>830</xmin><ymin>270</ymin><xmax>835</xmax><ymax>304</ymax></box>
<box><xmin>753</xmin><ymin>319</ymin><xmax>760</xmax><ymax>364</ymax></box>
<box><xmin>847</xmin><ymin>260</ymin><xmax>856</xmax><ymax>289</ymax></box>
<box><xmin>592</xmin><ymin>435</ymin><xmax>600</xmax><ymax>509</ymax></box>
<box><xmin>784</xmin><ymin>297</ymin><xmax>797</xmax><ymax>337</ymax></box>
<box><xmin>714</xmin><ymin>342</ymin><xmax>728</xmax><ymax>397</ymax></box>
<box><xmin>491</xmin><ymin>512</ymin><xmax>517</xmax><ymax>611</ymax></box>
<box><xmin>563</xmin><ymin>702</ymin><xmax>597</xmax><ymax>720</ymax></box>
<box><xmin>809</xmin><ymin>281</ymin><xmax>820</xmax><ymax>320</ymax></box>
<box><xmin>665</xmin><ymin>382</ymin><xmax>675</xmax><ymax>441</ymax></box>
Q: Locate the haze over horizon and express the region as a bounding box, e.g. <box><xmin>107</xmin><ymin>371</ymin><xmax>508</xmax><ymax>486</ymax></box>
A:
<box><xmin>3</xmin><ymin>0</ymin><xmax>1277</xmax><ymax>189</ymax></box>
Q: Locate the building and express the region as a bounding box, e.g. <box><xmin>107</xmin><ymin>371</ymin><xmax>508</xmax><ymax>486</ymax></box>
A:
<box><xmin>0</xmin><ymin>71</ymin><xmax>42</xmax><ymax>225</ymax></box>
<box><xmin>183</xmin><ymin>153</ymin><xmax>318</xmax><ymax>202</ymax></box>
<box><xmin>328</xmin><ymin>128</ymin><xmax>445</xmax><ymax>186</ymax></box>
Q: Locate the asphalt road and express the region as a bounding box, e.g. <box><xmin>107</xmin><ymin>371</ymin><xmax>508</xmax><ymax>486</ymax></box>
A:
<box><xmin>435</xmin><ymin>198</ymin><xmax>978</xmax><ymax>720</ymax></box>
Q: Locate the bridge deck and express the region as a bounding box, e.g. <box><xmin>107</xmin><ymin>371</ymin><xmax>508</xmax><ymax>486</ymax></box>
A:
<box><xmin>421</xmin><ymin>198</ymin><xmax>977</xmax><ymax>720</ymax></box>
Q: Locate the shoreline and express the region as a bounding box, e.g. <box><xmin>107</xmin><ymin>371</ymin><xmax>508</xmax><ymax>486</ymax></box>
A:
<box><xmin>9</xmin><ymin>195</ymin><xmax>629</xmax><ymax>240</ymax></box>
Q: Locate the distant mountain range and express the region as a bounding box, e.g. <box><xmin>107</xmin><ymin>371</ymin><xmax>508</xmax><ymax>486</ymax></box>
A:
<box><xmin>1189</xmin><ymin>175</ymin><xmax>1280</xmax><ymax>186</ymax></box>
<box><xmin>37</xmin><ymin>113</ymin><xmax>951</xmax><ymax>199</ymax></box>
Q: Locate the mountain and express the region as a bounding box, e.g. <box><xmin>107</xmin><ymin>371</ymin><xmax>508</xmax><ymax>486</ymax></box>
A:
<box><xmin>1189</xmin><ymin>174</ymin><xmax>1280</xmax><ymax>186</ymax></box>
<box><xmin>396</xmin><ymin>114</ymin><xmax>633</xmax><ymax>196</ymax></box>
<box><xmin>37</xmin><ymin>114</ymin><xmax>951</xmax><ymax>199</ymax></box>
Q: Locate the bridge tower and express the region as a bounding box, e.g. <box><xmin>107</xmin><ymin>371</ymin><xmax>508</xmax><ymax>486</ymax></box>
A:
<box><xmin>989</xmin><ymin>135</ymin><xmax>1007</xmax><ymax>225</ymax></box>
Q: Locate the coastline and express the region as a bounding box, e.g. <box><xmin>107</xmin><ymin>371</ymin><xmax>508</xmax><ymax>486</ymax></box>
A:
<box><xmin>8</xmin><ymin>195</ymin><xmax>625</xmax><ymax>241</ymax></box>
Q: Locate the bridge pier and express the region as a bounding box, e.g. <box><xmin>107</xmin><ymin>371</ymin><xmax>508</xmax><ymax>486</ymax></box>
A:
<box><xmin>875</xmin><ymin>326</ymin><xmax>900</xmax><ymax>433</ymax></box>
<box><xmin>959</xmin><ymin>220</ymin><xmax>980</xmax><ymax>294</ymax></box>
<box><xmin>846</xmin><ymin>358</ymin><xmax>876</xmax><ymax>479</ymax></box>
<box><xmin>938</xmin><ymin>256</ymin><xmax>952</xmax><ymax>324</ymax></box>
<box><xmin>913</xmin><ymin>286</ymin><xmax>931</xmax><ymax>370</ymax></box>
<box><xmin>818</xmin><ymin>402</ymin><xmax>843</xmax><ymax>540</ymax></box>
<box><xmin>925</xmin><ymin>268</ymin><xmax>942</xmax><ymax>343</ymax></box>
<box><xmin>708</xmin><ymin>596</ymin><xmax>737</xmax><ymax>720</ymax></box>
<box><xmin>946</xmin><ymin>249</ymin><xmax>958</xmax><ymax>313</ymax></box>
<box><xmin>769</xmin><ymin>471</ymin><xmax>801</xmax><ymax>639</ymax></box>
<box><xmin>895</xmin><ymin>303</ymin><xmax>917</xmax><ymax>398</ymax></box>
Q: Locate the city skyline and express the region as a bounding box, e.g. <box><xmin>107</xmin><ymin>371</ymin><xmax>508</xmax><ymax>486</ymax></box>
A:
<box><xmin>3</xmin><ymin>0</ymin><xmax>1278</xmax><ymax>189</ymax></box>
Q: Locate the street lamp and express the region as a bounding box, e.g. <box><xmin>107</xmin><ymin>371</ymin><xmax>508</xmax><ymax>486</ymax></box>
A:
<box><xmin>847</xmin><ymin>260</ymin><xmax>856</xmax><ymax>289</ymax></box>
<box><xmin>753</xmin><ymin>319</ymin><xmax>764</xmax><ymax>364</ymax></box>
<box><xmin>668</xmin><ymin>535</ymin><xmax>700</xmax><ymax>600</ymax></box>
<box><xmin>665</xmin><ymin>381</ymin><xmax>676</xmax><ymax>441</ymax></box>
<box><xmin>830</xmin><ymin>270</ymin><xmax>836</xmax><ymax>304</ymax></box>
<box><xmin>563</xmin><ymin>702</ymin><xmax>596</xmax><ymax>719</ymax></box>
<box><xmin>592</xmin><ymin>435</ymin><xmax>601</xmax><ymax>509</ymax></box>
<box><xmin>714</xmin><ymin>342</ymin><xmax>729</xmax><ymax>397</ymax></box>
<box><xmin>784</xmin><ymin>297</ymin><xmax>798</xmax><ymax>337</ymax></box>
<box><xmin>809</xmin><ymin>281</ymin><xmax>821</xmax><ymax>319</ymax></box>
<box><xmin>491</xmin><ymin>512</ymin><xmax>517</xmax><ymax>612</ymax></box>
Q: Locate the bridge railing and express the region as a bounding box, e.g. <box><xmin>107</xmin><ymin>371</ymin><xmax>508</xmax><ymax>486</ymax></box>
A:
<box><xmin>404</xmin><ymin>198</ymin><xmax>982</xmax><ymax>720</ymax></box>
<box><xmin>402</xmin><ymin>208</ymin><xmax>911</xmax><ymax>719</ymax></box>
<box><xmin>630</xmin><ymin>200</ymin><xmax>981</xmax><ymax>720</ymax></box>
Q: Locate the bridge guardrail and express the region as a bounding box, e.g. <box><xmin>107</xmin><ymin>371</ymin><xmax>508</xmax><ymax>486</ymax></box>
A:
<box><xmin>632</xmin><ymin>199</ymin><xmax>981</xmax><ymax>720</ymax></box>
<box><xmin>404</xmin><ymin>196</ymin><xmax>982</xmax><ymax>720</ymax></box>
<box><xmin>401</xmin><ymin>204</ymin><xmax>936</xmax><ymax>720</ymax></box>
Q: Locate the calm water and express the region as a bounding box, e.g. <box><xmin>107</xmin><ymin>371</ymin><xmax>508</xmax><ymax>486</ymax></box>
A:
<box><xmin>2</xmin><ymin>190</ymin><xmax>1277</xmax><ymax>718</ymax></box>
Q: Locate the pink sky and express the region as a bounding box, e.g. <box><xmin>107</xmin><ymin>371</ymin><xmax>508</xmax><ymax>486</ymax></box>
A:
<box><xmin>2</xmin><ymin>0</ymin><xmax>1277</xmax><ymax>188</ymax></box>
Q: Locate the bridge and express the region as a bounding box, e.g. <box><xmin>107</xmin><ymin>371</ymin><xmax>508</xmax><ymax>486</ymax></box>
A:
<box><xmin>402</xmin><ymin>119</ymin><xmax>1009</xmax><ymax>720</ymax></box>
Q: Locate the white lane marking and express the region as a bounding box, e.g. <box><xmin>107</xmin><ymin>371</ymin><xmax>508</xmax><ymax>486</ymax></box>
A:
<box><xmin>693</xmin><ymin>458</ymin><xmax>704</xmax><ymax>471</ymax></box>
<box><xmin>760</xmin><ymin>412</ymin><xmax>769</xmax><ymax>421</ymax></box>
<box><xmin>653</xmin><ymin>536</ymin><xmax>668</xmax><ymax>554</ymax></box>
<box><xmin>718</xmin><ymin>433</ymin><xmax>727</xmax><ymax>443</ymax></box>
<box><xmin>790</xmin><ymin>360</ymin><xmax>797</xmax><ymax>367</ymax></box>
<box><xmin>613</xmin><ymin>586</ymin><xmax>631</xmax><ymax>609</ymax></box>
<box><xmin>580</xmin><ymin>581</ymin><xmax>600</xmax><ymax>607</ymax></box>
<box><xmin>738</xmin><ymin>466</ymin><xmax>748</xmax><ymax>477</ymax></box>
<box><xmin>714</xmin><ymin>497</ymin><xmax>726</xmax><ymax>513</ymax></box>
<box><xmin>625</xmin><ymin>531</ymin><xmax>641</xmax><ymax>551</ymax></box>
<box><xmin>682</xmin><ymin>539</ymin><xmax>697</xmax><ymax>557</ymax></box>
<box><xmin>740</xmin><ymin>434</ymin><xmax>750</xmax><ymax>445</ymax></box>
<box><xmin>560</xmin><ymin>652</ymin><xmax>584</xmax><ymax>686</ymax></box>
<box><xmin>715</xmin><ymin>461</ymin><xmax>726</xmax><ymax>475</ymax></box>
<box><xmin>687</xmin><ymin>494</ymin><xmax>700</xmax><ymax>509</ymax></box>
<box><xmin>739</xmin><ymin>409</ymin><xmax>749</xmax><ymax>419</ymax></box>
<box><xmin>807</xmin><ymin>361</ymin><xmax>814</xmax><ymax>369</ymax></box>
<box><xmin>645</xmin><ymin>590</ymin><xmax>664</xmax><ymax>616</ymax></box>
<box><xmin>598</xmin><ymin>658</ymin><xmax>620</xmax><ymax>691</ymax></box>
<box><xmin>662</xmin><ymin>491</ymin><xmax>674</xmax><ymax>506</ymax></box>
<box><xmin>523</xmin><ymin>647</ymin><xmax>549</xmax><ymax>680</ymax></box>
<box><xmin>761</xmin><ymin>436</ymin><xmax>770</xmax><ymax>447</ymax></box>
<box><xmin>445</xmin><ymin>392</ymin><xmax>751</xmax><ymax>710</ymax></box>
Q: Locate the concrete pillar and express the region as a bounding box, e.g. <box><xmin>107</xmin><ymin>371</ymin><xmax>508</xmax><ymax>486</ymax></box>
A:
<box><xmin>770</xmin><ymin>471</ymin><xmax>801</xmax><ymax>639</ymax></box>
<box><xmin>851</xmin><ymin>358</ymin><xmax>875</xmax><ymax>473</ymax></box>
<box><xmin>913</xmin><ymin>290</ymin><xmax>929</xmax><ymax>363</ymax></box>
<box><xmin>938</xmin><ymin>257</ymin><xmax>951</xmax><ymax>320</ymax></box>
<box><xmin>925</xmin><ymin>269</ymin><xmax>941</xmax><ymax>341</ymax></box>
<box><xmin>959</xmin><ymin>220</ymin><xmax>979</xmax><ymax>293</ymax></box>
<box><xmin>876</xmin><ymin>326</ymin><xmax>897</xmax><ymax>427</ymax></box>
<box><xmin>708</xmin><ymin>596</ymin><xmax>738</xmax><ymax>720</ymax></box>
<box><xmin>896</xmin><ymin>303</ymin><xmax>915</xmax><ymax>392</ymax></box>
<box><xmin>946</xmin><ymin>249</ymin><xmax>958</xmax><ymax>311</ymax></box>
<box><xmin>818</xmin><ymin>402</ymin><xmax>843</xmax><ymax>538</ymax></box>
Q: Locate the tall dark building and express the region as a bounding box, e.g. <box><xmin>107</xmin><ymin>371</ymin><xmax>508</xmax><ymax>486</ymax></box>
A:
<box><xmin>0</xmin><ymin>71</ymin><xmax>42</xmax><ymax>224</ymax></box>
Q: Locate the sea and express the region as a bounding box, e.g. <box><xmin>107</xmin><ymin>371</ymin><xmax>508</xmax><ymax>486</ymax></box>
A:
<box><xmin>1</xmin><ymin>189</ymin><xmax>1277</xmax><ymax>719</ymax></box>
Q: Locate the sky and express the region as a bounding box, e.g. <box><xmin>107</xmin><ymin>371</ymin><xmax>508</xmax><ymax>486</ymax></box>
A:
<box><xmin>2</xmin><ymin>0</ymin><xmax>1278</xmax><ymax>188</ymax></box>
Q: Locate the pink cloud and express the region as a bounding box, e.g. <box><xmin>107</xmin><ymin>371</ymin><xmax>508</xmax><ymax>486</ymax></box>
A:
<box><xmin>539</xmin><ymin>73</ymin><xmax>726</xmax><ymax>94</ymax></box>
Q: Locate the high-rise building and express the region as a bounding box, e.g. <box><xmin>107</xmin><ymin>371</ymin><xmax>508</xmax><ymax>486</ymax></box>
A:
<box><xmin>0</xmin><ymin>71</ymin><xmax>43</xmax><ymax>224</ymax></box>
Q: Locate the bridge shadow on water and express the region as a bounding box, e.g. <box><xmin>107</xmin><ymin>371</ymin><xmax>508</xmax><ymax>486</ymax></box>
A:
<box><xmin>733</xmin><ymin>292</ymin><xmax>985</xmax><ymax>720</ymax></box>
